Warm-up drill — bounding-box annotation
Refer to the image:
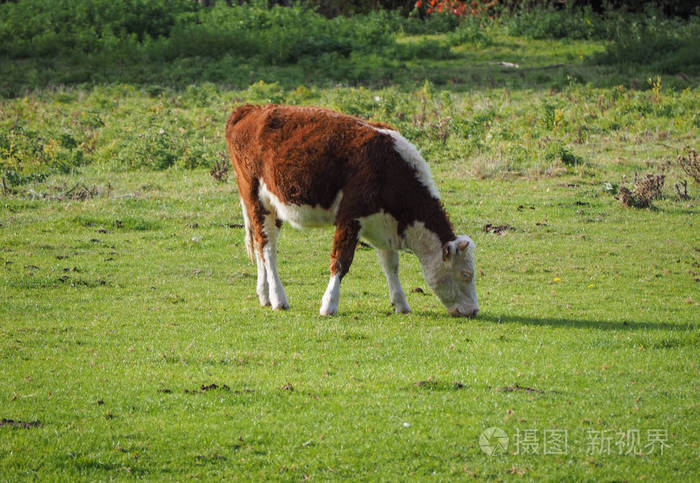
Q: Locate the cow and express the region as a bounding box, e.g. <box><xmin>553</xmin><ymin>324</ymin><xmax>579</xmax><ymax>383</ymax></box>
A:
<box><xmin>225</xmin><ymin>104</ymin><xmax>478</xmax><ymax>317</ymax></box>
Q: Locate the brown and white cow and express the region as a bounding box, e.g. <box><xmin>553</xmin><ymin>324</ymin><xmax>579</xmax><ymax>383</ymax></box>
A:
<box><xmin>225</xmin><ymin>104</ymin><xmax>478</xmax><ymax>317</ymax></box>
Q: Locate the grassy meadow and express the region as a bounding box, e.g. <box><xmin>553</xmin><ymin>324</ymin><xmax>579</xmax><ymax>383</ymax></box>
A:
<box><xmin>1</xmin><ymin>3</ymin><xmax>699</xmax><ymax>480</ymax></box>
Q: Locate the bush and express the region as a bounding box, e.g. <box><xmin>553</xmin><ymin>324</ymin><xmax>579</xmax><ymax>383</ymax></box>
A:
<box><xmin>617</xmin><ymin>172</ymin><xmax>666</xmax><ymax>208</ymax></box>
<box><xmin>503</xmin><ymin>5</ymin><xmax>609</xmax><ymax>40</ymax></box>
<box><xmin>0</xmin><ymin>1</ymin><xmax>395</xmax><ymax>64</ymax></box>
<box><xmin>0</xmin><ymin>124</ymin><xmax>89</xmax><ymax>183</ymax></box>
<box><xmin>593</xmin><ymin>12</ymin><xmax>700</xmax><ymax>74</ymax></box>
<box><xmin>0</xmin><ymin>0</ymin><xmax>195</xmax><ymax>58</ymax></box>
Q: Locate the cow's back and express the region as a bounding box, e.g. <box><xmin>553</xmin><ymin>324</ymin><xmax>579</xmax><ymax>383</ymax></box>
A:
<box><xmin>226</xmin><ymin>104</ymin><xmax>391</xmax><ymax>213</ymax></box>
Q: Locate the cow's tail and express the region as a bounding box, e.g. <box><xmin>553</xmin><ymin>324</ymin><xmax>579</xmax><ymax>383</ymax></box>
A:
<box><xmin>238</xmin><ymin>197</ymin><xmax>255</xmax><ymax>263</ymax></box>
<box><xmin>244</xmin><ymin>228</ymin><xmax>254</xmax><ymax>263</ymax></box>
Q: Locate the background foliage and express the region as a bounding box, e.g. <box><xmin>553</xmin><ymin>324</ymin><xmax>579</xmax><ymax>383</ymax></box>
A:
<box><xmin>1</xmin><ymin>0</ymin><xmax>699</xmax><ymax>100</ymax></box>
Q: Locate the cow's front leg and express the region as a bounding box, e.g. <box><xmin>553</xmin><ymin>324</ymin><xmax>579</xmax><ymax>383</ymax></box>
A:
<box><xmin>376</xmin><ymin>248</ymin><xmax>411</xmax><ymax>314</ymax></box>
<box><xmin>320</xmin><ymin>220</ymin><xmax>360</xmax><ymax>316</ymax></box>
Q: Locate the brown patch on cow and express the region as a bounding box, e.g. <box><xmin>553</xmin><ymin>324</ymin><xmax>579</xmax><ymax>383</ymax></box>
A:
<box><xmin>501</xmin><ymin>383</ymin><xmax>545</xmax><ymax>394</ymax></box>
<box><xmin>483</xmin><ymin>223</ymin><xmax>514</xmax><ymax>235</ymax></box>
<box><xmin>367</xmin><ymin>120</ymin><xmax>397</xmax><ymax>131</ymax></box>
<box><xmin>0</xmin><ymin>418</ymin><xmax>41</xmax><ymax>429</ymax></box>
<box><xmin>226</xmin><ymin>105</ymin><xmax>456</xmax><ymax>267</ymax></box>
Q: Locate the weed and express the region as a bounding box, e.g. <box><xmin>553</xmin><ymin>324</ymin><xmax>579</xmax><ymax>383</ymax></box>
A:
<box><xmin>545</xmin><ymin>144</ymin><xmax>583</xmax><ymax>167</ymax></box>
<box><xmin>55</xmin><ymin>183</ymin><xmax>101</xmax><ymax>201</ymax></box>
<box><xmin>617</xmin><ymin>172</ymin><xmax>666</xmax><ymax>208</ymax></box>
<box><xmin>678</xmin><ymin>147</ymin><xmax>699</xmax><ymax>183</ymax></box>
<box><xmin>675</xmin><ymin>180</ymin><xmax>689</xmax><ymax>200</ymax></box>
<box><xmin>209</xmin><ymin>154</ymin><xmax>229</xmax><ymax>184</ymax></box>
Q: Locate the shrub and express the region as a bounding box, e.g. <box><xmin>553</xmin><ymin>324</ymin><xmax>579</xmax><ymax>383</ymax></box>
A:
<box><xmin>678</xmin><ymin>147</ymin><xmax>699</xmax><ymax>183</ymax></box>
<box><xmin>592</xmin><ymin>10</ymin><xmax>700</xmax><ymax>74</ymax></box>
<box><xmin>0</xmin><ymin>124</ymin><xmax>88</xmax><ymax>183</ymax></box>
<box><xmin>0</xmin><ymin>1</ymin><xmax>395</xmax><ymax>64</ymax></box>
<box><xmin>0</xmin><ymin>0</ymin><xmax>195</xmax><ymax>58</ymax></box>
<box><xmin>617</xmin><ymin>172</ymin><xmax>665</xmax><ymax>208</ymax></box>
<box><xmin>503</xmin><ymin>5</ymin><xmax>607</xmax><ymax>40</ymax></box>
<box><xmin>446</xmin><ymin>18</ymin><xmax>493</xmax><ymax>46</ymax></box>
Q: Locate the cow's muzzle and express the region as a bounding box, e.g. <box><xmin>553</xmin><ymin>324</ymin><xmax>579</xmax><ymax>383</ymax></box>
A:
<box><xmin>449</xmin><ymin>306</ymin><xmax>479</xmax><ymax>318</ymax></box>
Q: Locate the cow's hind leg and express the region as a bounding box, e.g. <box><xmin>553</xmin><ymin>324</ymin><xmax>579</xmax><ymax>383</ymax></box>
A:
<box><xmin>376</xmin><ymin>248</ymin><xmax>411</xmax><ymax>314</ymax></box>
<box><xmin>244</xmin><ymin>191</ymin><xmax>288</xmax><ymax>310</ymax></box>
<box><xmin>254</xmin><ymin>250</ymin><xmax>270</xmax><ymax>307</ymax></box>
<box><xmin>240</xmin><ymin>197</ymin><xmax>269</xmax><ymax>306</ymax></box>
<box><xmin>260</xmin><ymin>215</ymin><xmax>289</xmax><ymax>310</ymax></box>
<box><xmin>321</xmin><ymin>220</ymin><xmax>360</xmax><ymax>316</ymax></box>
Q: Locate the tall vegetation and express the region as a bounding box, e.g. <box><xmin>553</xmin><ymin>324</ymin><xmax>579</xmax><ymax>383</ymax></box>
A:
<box><xmin>0</xmin><ymin>0</ymin><xmax>698</xmax><ymax>96</ymax></box>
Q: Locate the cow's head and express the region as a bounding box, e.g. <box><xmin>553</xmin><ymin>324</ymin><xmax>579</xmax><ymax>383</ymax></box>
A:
<box><xmin>430</xmin><ymin>235</ymin><xmax>478</xmax><ymax>317</ymax></box>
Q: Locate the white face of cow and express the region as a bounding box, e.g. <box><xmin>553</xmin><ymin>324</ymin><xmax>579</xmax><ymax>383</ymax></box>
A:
<box><xmin>431</xmin><ymin>235</ymin><xmax>479</xmax><ymax>318</ymax></box>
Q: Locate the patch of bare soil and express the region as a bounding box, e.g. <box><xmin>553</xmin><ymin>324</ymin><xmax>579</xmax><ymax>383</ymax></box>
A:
<box><xmin>483</xmin><ymin>223</ymin><xmax>514</xmax><ymax>235</ymax></box>
<box><xmin>413</xmin><ymin>378</ymin><xmax>465</xmax><ymax>391</ymax></box>
<box><xmin>0</xmin><ymin>418</ymin><xmax>41</xmax><ymax>428</ymax></box>
<box><xmin>201</xmin><ymin>383</ymin><xmax>230</xmax><ymax>391</ymax></box>
<box><xmin>501</xmin><ymin>383</ymin><xmax>545</xmax><ymax>394</ymax></box>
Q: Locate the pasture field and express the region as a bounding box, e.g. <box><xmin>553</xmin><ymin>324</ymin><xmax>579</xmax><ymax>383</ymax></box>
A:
<box><xmin>2</xmin><ymin>19</ymin><xmax>699</xmax><ymax>480</ymax></box>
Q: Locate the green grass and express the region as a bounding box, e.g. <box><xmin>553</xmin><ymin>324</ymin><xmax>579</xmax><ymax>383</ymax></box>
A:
<box><xmin>1</xmin><ymin>26</ymin><xmax>699</xmax><ymax>480</ymax></box>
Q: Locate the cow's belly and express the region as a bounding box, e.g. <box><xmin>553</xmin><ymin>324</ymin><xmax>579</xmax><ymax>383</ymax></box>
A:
<box><xmin>259</xmin><ymin>181</ymin><xmax>343</xmax><ymax>229</ymax></box>
<box><xmin>359</xmin><ymin>211</ymin><xmax>406</xmax><ymax>251</ymax></box>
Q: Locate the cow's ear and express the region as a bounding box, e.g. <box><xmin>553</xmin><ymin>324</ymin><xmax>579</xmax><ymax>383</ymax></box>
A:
<box><xmin>455</xmin><ymin>236</ymin><xmax>475</xmax><ymax>254</ymax></box>
<box><xmin>442</xmin><ymin>243</ymin><xmax>451</xmax><ymax>261</ymax></box>
<box><xmin>442</xmin><ymin>241</ymin><xmax>457</xmax><ymax>261</ymax></box>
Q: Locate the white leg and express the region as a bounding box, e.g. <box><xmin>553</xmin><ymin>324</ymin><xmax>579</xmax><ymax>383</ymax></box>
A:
<box><xmin>254</xmin><ymin>250</ymin><xmax>270</xmax><ymax>307</ymax></box>
<box><xmin>377</xmin><ymin>249</ymin><xmax>411</xmax><ymax>314</ymax></box>
<box><xmin>320</xmin><ymin>274</ymin><xmax>341</xmax><ymax>316</ymax></box>
<box><xmin>261</xmin><ymin>217</ymin><xmax>289</xmax><ymax>310</ymax></box>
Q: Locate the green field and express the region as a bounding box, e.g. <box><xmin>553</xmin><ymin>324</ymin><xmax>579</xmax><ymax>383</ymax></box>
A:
<box><xmin>1</xmin><ymin>6</ymin><xmax>699</xmax><ymax>479</ymax></box>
